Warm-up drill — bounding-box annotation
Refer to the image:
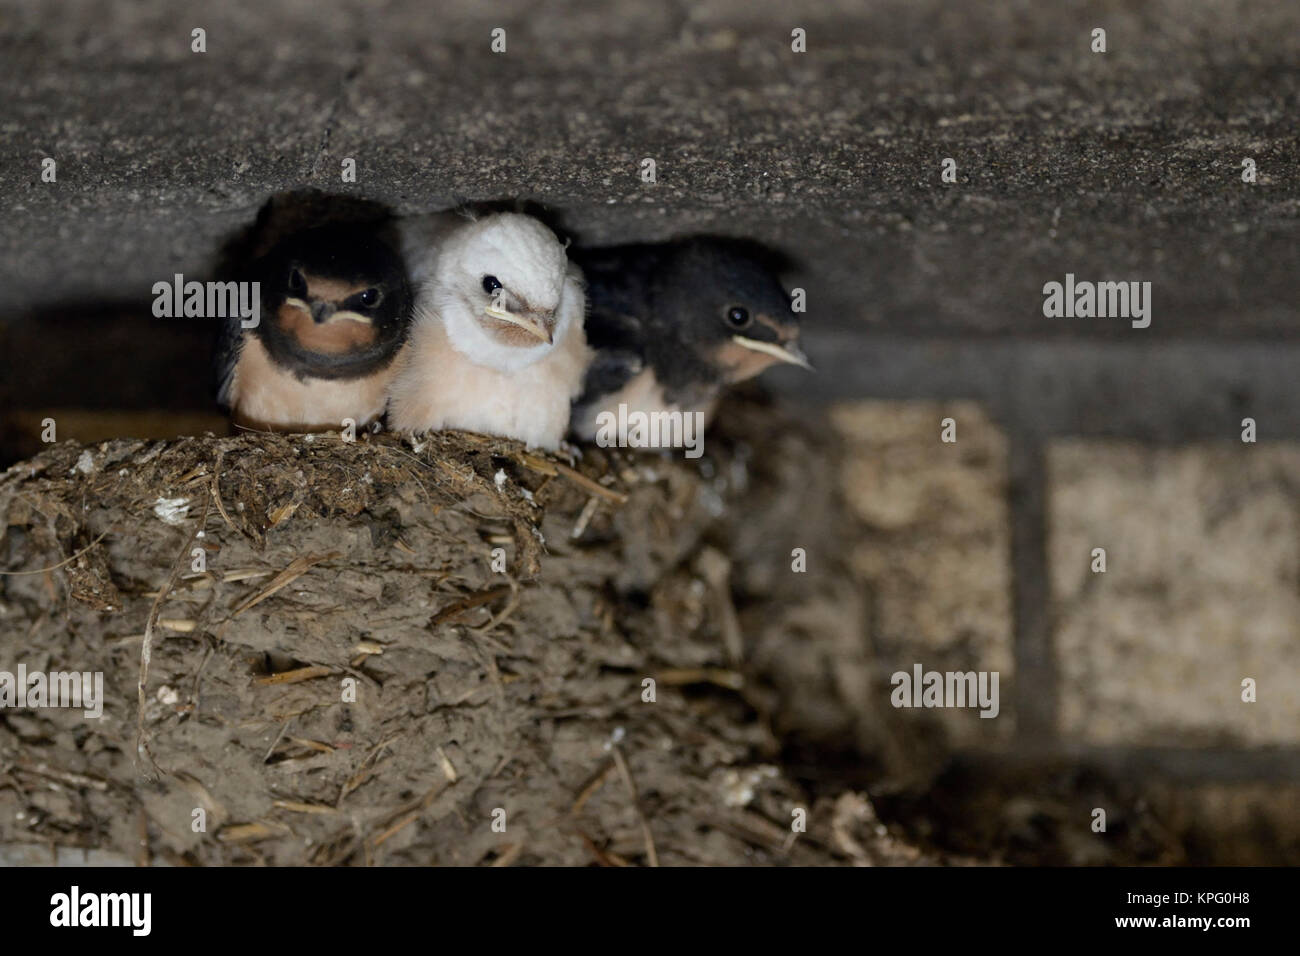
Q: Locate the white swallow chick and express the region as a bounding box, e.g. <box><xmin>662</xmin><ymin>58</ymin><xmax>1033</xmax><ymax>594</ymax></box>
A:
<box><xmin>387</xmin><ymin>211</ymin><xmax>590</xmax><ymax>450</ymax></box>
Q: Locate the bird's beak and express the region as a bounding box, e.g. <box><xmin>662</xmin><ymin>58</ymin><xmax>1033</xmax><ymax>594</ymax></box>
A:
<box><xmin>484</xmin><ymin>303</ymin><xmax>554</xmax><ymax>344</ymax></box>
<box><xmin>308</xmin><ymin>301</ymin><xmax>371</xmax><ymax>325</ymax></box>
<box><xmin>731</xmin><ymin>335</ymin><xmax>814</xmax><ymax>371</ymax></box>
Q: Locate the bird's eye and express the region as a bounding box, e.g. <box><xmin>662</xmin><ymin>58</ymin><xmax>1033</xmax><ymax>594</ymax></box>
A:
<box><xmin>288</xmin><ymin>268</ymin><xmax>307</xmax><ymax>296</ymax></box>
<box><xmin>726</xmin><ymin>306</ymin><xmax>751</xmax><ymax>328</ymax></box>
<box><xmin>358</xmin><ymin>288</ymin><xmax>382</xmax><ymax>308</ymax></box>
<box><xmin>482</xmin><ymin>275</ymin><xmax>502</xmax><ymax>294</ymax></box>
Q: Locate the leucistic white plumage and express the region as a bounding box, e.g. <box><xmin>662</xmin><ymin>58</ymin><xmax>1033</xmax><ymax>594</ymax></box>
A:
<box><xmin>387</xmin><ymin>211</ymin><xmax>590</xmax><ymax>450</ymax></box>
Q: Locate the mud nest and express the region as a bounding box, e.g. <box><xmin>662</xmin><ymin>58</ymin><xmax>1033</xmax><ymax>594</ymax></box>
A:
<box><xmin>0</xmin><ymin>407</ymin><xmax>935</xmax><ymax>866</ymax></box>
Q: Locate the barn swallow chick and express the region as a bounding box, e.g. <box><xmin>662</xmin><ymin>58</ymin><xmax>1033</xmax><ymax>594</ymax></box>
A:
<box><xmin>386</xmin><ymin>211</ymin><xmax>590</xmax><ymax>450</ymax></box>
<box><xmin>216</xmin><ymin>223</ymin><xmax>413</xmax><ymax>431</ymax></box>
<box><xmin>568</xmin><ymin>237</ymin><xmax>809</xmax><ymax>442</ymax></box>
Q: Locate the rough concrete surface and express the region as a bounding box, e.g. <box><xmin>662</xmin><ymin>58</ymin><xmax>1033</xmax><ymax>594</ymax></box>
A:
<box><xmin>833</xmin><ymin>401</ymin><xmax>1015</xmax><ymax>746</ymax></box>
<box><xmin>1049</xmin><ymin>441</ymin><xmax>1300</xmax><ymax>747</ymax></box>
<box><xmin>2</xmin><ymin>0</ymin><xmax>1297</xmax><ymax>341</ymax></box>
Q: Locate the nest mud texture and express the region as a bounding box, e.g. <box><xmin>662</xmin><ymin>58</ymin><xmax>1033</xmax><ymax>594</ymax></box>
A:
<box><xmin>0</xmin><ymin>417</ymin><xmax>934</xmax><ymax>866</ymax></box>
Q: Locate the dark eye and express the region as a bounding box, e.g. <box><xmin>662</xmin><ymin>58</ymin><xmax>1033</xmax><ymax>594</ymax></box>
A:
<box><xmin>482</xmin><ymin>275</ymin><xmax>502</xmax><ymax>294</ymax></box>
<box><xmin>288</xmin><ymin>268</ymin><xmax>307</xmax><ymax>296</ymax></box>
<box><xmin>358</xmin><ymin>288</ymin><xmax>382</xmax><ymax>308</ymax></box>
<box><xmin>726</xmin><ymin>306</ymin><xmax>751</xmax><ymax>328</ymax></box>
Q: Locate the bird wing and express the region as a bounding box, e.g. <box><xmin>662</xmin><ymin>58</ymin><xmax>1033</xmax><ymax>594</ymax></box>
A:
<box><xmin>577</xmin><ymin>301</ymin><xmax>647</xmax><ymax>397</ymax></box>
<box><xmin>213</xmin><ymin>315</ymin><xmax>246</xmax><ymax>410</ymax></box>
<box><xmin>580</xmin><ymin>345</ymin><xmax>644</xmax><ymax>402</ymax></box>
<box><xmin>570</xmin><ymin>245</ymin><xmax>663</xmax><ymax>404</ymax></box>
